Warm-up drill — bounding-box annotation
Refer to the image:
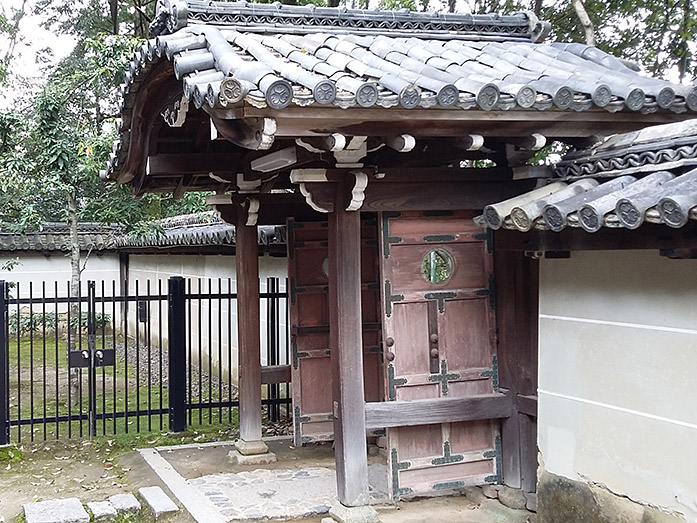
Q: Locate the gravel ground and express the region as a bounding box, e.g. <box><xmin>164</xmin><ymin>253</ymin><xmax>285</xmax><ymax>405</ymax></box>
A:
<box><xmin>112</xmin><ymin>338</ymin><xmax>239</xmax><ymax>403</ymax></box>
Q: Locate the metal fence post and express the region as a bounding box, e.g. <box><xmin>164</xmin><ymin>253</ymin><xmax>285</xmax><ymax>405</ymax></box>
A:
<box><xmin>87</xmin><ymin>281</ymin><xmax>97</xmax><ymax>438</ymax></box>
<box><xmin>0</xmin><ymin>281</ymin><xmax>9</xmax><ymax>445</ymax></box>
<box><xmin>168</xmin><ymin>277</ymin><xmax>187</xmax><ymax>432</ymax></box>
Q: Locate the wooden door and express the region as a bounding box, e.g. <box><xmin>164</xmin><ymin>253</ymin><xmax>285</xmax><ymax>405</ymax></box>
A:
<box><xmin>379</xmin><ymin>211</ymin><xmax>500</xmax><ymax>499</ymax></box>
<box><xmin>288</xmin><ymin>218</ymin><xmax>383</xmax><ymax>445</ymax></box>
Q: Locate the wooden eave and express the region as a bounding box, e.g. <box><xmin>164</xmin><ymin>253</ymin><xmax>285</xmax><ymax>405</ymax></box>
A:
<box><xmin>240</xmin><ymin>104</ymin><xmax>691</xmax><ymax>139</ymax></box>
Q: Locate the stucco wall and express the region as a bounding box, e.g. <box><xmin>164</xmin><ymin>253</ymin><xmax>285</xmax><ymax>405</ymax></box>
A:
<box><xmin>538</xmin><ymin>250</ymin><xmax>697</xmax><ymax>521</ymax></box>
<box><xmin>0</xmin><ymin>252</ymin><xmax>121</xmax><ymax>297</ymax></box>
<box><xmin>127</xmin><ymin>253</ymin><xmax>289</xmax><ymax>383</ymax></box>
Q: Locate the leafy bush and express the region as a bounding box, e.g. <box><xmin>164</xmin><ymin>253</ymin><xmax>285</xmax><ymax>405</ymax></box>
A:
<box><xmin>8</xmin><ymin>311</ymin><xmax>111</xmax><ymax>334</ymax></box>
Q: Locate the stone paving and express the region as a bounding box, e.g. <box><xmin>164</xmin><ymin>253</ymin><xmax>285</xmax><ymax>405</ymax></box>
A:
<box><xmin>188</xmin><ymin>465</ymin><xmax>389</xmax><ymax>521</ymax></box>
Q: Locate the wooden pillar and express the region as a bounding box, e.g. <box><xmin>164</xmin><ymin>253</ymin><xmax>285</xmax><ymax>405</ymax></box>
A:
<box><xmin>495</xmin><ymin>248</ymin><xmax>539</xmax><ymax>491</ymax></box>
<box><xmin>328</xmin><ymin>182</ymin><xmax>369</xmax><ymax>506</ymax></box>
<box><xmin>235</xmin><ymin>205</ymin><xmax>267</xmax><ymax>454</ymax></box>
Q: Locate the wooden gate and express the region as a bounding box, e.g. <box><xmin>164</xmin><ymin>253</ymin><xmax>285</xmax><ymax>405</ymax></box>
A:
<box><xmin>287</xmin><ymin>218</ymin><xmax>383</xmax><ymax>445</ymax></box>
<box><xmin>378</xmin><ymin>211</ymin><xmax>501</xmax><ymax>499</ymax></box>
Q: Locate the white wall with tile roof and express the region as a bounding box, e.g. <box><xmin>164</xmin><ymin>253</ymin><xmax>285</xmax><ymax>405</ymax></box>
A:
<box><xmin>126</xmin><ymin>253</ymin><xmax>289</xmax><ymax>385</ymax></box>
<box><xmin>538</xmin><ymin>250</ymin><xmax>697</xmax><ymax>521</ymax></box>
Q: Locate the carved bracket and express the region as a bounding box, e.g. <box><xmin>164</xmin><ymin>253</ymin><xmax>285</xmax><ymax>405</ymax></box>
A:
<box><xmin>346</xmin><ymin>170</ymin><xmax>369</xmax><ymax>211</ymax></box>
<box><xmin>333</xmin><ymin>136</ymin><xmax>367</xmax><ymax>167</ymax></box>
<box><xmin>243</xmin><ymin>197</ymin><xmax>260</xmax><ymax>226</ymax></box>
<box><xmin>298</xmin><ymin>183</ymin><xmax>332</xmax><ymax>213</ymax></box>
<box><xmin>161</xmin><ymin>92</ymin><xmax>189</xmax><ymax>127</ymax></box>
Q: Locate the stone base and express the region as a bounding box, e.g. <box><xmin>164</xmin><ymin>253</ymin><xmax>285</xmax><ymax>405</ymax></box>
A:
<box><xmin>538</xmin><ymin>471</ymin><xmax>686</xmax><ymax>523</ymax></box>
<box><xmin>329</xmin><ymin>503</ymin><xmax>381</xmax><ymax>523</ymax></box>
<box><xmin>234</xmin><ymin>438</ymin><xmax>269</xmax><ymax>456</ymax></box>
<box><xmin>228</xmin><ymin>449</ymin><xmax>277</xmax><ymax>465</ymax></box>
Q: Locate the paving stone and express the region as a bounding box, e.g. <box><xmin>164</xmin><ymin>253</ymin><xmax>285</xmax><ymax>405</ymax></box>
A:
<box><xmin>87</xmin><ymin>501</ymin><xmax>117</xmax><ymax>521</ymax></box>
<box><xmin>139</xmin><ymin>486</ymin><xmax>179</xmax><ymax>518</ymax></box>
<box><xmin>329</xmin><ymin>503</ymin><xmax>381</xmax><ymax>523</ymax></box>
<box><xmin>24</xmin><ymin>498</ymin><xmax>90</xmax><ymax>523</ymax></box>
<box><xmin>498</xmin><ymin>486</ymin><xmax>528</xmax><ymax>510</ymax></box>
<box><xmin>482</xmin><ymin>485</ymin><xmax>499</xmax><ymax>499</ymax></box>
<box><xmin>108</xmin><ymin>493</ymin><xmax>141</xmax><ymax>514</ymax></box>
<box><xmin>321</xmin><ymin>518</ymin><xmax>337</xmax><ymax>523</ymax></box>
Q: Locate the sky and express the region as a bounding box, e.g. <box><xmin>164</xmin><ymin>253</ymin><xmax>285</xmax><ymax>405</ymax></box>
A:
<box><xmin>0</xmin><ymin>0</ymin><xmax>77</xmax><ymax>109</ymax></box>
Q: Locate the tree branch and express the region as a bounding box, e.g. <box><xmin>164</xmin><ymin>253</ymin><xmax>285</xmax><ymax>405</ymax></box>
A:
<box><xmin>571</xmin><ymin>0</ymin><xmax>595</xmax><ymax>46</ymax></box>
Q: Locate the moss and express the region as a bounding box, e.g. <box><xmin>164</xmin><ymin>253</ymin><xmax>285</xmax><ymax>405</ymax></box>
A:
<box><xmin>0</xmin><ymin>445</ymin><xmax>24</xmax><ymax>462</ymax></box>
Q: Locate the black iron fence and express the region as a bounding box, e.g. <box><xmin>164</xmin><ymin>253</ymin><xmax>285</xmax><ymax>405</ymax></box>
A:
<box><xmin>0</xmin><ymin>277</ymin><xmax>290</xmax><ymax>444</ymax></box>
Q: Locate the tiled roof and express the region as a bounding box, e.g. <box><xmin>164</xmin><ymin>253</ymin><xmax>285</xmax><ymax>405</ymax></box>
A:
<box><xmin>123</xmin><ymin>3</ymin><xmax>695</xmax><ymax>114</ymax></box>
<box><xmin>0</xmin><ymin>223</ymin><xmax>123</xmax><ymax>252</ymax></box>
<box><xmin>104</xmin><ymin>1</ymin><xmax>697</xmax><ymax>185</ymax></box>
<box><xmin>479</xmin><ymin>120</ymin><xmax>697</xmax><ymax>232</ymax></box>
<box><xmin>116</xmin><ymin>211</ymin><xmax>285</xmax><ymax>248</ymax></box>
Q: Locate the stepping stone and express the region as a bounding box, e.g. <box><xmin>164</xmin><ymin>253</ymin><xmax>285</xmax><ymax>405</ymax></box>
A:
<box><xmin>108</xmin><ymin>493</ymin><xmax>141</xmax><ymax>514</ymax></box>
<box><xmin>139</xmin><ymin>486</ymin><xmax>179</xmax><ymax>518</ymax></box>
<box><xmin>329</xmin><ymin>503</ymin><xmax>380</xmax><ymax>523</ymax></box>
<box><xmin>87</xmin><ymin>501</ymin><xmax>117</xmax><ymax>521</ymax></box>
<box><xmin>24</xmin><ymin>498</ymin><xmax>90</xmax><ymax>523</ymax></box>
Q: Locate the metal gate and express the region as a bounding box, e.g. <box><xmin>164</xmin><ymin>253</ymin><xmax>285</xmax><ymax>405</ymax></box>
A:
<box><xmin>0</xmin><ymin>277</ymin><xmax>290</xmax><ymax>443</ymax></box>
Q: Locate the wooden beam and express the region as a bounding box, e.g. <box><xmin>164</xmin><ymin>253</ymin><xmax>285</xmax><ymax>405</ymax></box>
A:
<box><xmin>364</xmin><ymin>393</ymin><xmax>512</xmax><ymax>430</ymax></box>
<box><xmin>147</xmin><ymin>153</ymin><xmax>242</xmax><ymax>176</ymax></box>
<box><xmin>235</xmin><ymin>204</ymin><xmax>266</xmax><ymax>453</ymax></box>
<box><xmin>212</xmin><ymin>116</ymin><xmax>276</xmax><ymax>150</ymax></box>
<box><xmin>242</xmin><ymin>105</ymin><xmax>690</xmax><ymax>139</ymax></box>
<box><xmin>329</xmin><ymin>182</ymin><xmax>369</xmax><ymax>507</ymax></box>
<box><xmin>517</xmin><ymin>394</ymin><xmax>538</xmax><ymax>418</ymax></box>
<box><xmin>215</xmin><ymin>193</ymin><xmax>327</xmax><ymax>225</ymax></box>
<box><xmin>494</xmin><ymin>222</ymin><xmax>697</xmax><ymax>252</ymax></box>
<box><xmin>261</xmin><ymin>364</ymin><xmax>291</xmax><ymax>385</ymax></box>
<box><xmin>307</xmin><ymin>180</ymin><xmax>536</xmax><ymax>212</ymax></box>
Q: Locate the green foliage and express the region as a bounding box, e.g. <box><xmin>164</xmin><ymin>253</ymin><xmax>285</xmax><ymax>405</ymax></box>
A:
<box><xmin>8</xmin><ymin>311</ymin><xmax>111</xmax><ymax>335</ymax></box>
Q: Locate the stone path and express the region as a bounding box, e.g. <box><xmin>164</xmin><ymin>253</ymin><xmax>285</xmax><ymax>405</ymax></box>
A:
<box><xmin>188</xmin><ymin>465</ymin><xmax>389</xmax><ymax>521</ymax></box>
<box><xmin>23</xmin><ymin>490</ymin><xmax>179</xmax><ymax>522</ymax></box>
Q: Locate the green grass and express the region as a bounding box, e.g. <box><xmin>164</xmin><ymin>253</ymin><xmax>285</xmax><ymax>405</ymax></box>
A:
<box><xmin>5</xmin><ymin>332</ymin><xmax>246</xmax><ymax>444</ymax></box>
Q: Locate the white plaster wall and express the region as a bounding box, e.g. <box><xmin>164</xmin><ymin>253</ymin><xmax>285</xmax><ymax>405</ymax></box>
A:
<box><xmin>538</xmin><ymin>250</ymin><xmax>697</xmax><ymax>521</ymax></box>
<box><xmin>126</xmin><ymin>254</ymin><xmax>289</xmax><ymax>384</ymax></box>
<box><xmin>0</xmin><ymin>252</ymin><xmax>121</xmax><ymax>297</ymax></box>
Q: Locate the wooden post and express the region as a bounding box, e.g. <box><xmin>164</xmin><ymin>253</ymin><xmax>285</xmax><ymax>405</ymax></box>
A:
<box><xmin>495</xmin><ymin>250</ymin><xmax>539</xmax><ymax>492</ymax></box>
<box><xmin>235</xmin><ymin>205</ymin><xmax>267</xmax><ymax>454</ymax></box>
<box><xmin>328</xmin><ymin>182</ymin><xmax>369</xmax><ymax>506</ymax></box>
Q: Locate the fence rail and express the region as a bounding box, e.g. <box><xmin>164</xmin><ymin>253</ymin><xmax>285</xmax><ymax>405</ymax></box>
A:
<box><xmin>0</xmin><ymin>277</ymin><xmax>290</xmax><ymax>444</ymax></box>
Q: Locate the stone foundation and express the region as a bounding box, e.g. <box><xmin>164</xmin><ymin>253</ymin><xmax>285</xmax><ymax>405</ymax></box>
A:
<box><xmin>537</xmin><ymin>471</ymin><xmax>686</xmax><ymax>523</ymax></box>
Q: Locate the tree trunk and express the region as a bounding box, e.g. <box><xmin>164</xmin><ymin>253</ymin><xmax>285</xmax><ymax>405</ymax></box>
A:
<box><xmin>109</xmin><ymin>0</ymin><xmax>118</xmax><ymax>35</ymax></box>
<box><xmin>571</xmin><ymin>0</ymin><xmax>595</xmax><ymax>46</ymax></box>
<box><xmin>678</xmin><ymin>0</ymin><xmax>690</xmax><ymax>82</ymax></box>
<box><xmin>533</xmin><ymin>0</ymin><xmax>542</xmax><ymax>16</ymax></box>
<box><xmin>68</xmin><ymin>192</ymin><xmax>81</xmax><ymax>393</ymax></box>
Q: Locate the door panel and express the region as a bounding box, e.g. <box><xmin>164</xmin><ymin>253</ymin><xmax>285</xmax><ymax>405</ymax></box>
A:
<box><xmin>288</xmin><ymin>219</ymin><xmax>383</xmax><ymax>445</ymax></box>
<box><xmin>380</xmin><ymin>211</ymin><xmax>500</xmax><ymax>499</ymax></box>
